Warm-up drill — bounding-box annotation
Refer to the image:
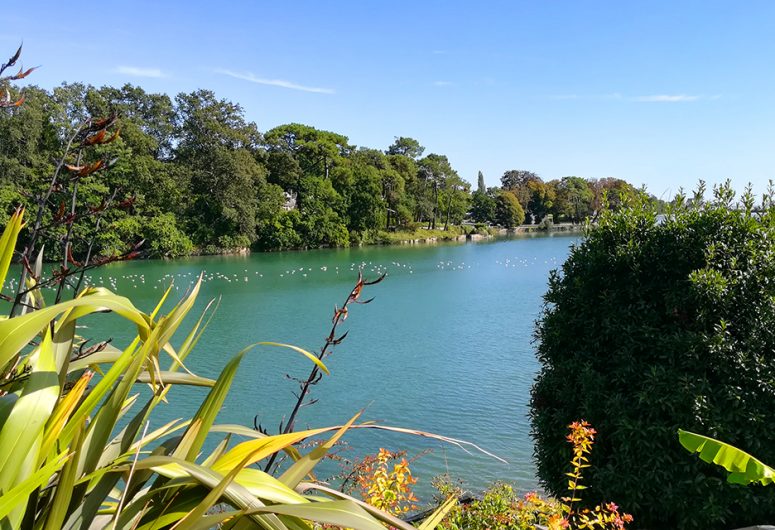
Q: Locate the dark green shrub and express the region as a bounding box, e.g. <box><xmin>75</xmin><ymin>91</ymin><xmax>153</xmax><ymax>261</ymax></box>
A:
<box><xmin>531</xmin><ymin>183</ymin><xmax>775</xmax><ymax>529</ymax></box>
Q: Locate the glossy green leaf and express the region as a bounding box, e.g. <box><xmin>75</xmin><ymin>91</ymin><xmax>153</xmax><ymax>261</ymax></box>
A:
<box><xmin>418</xmin><ymin>495</ymin><xmax>457</xmax><ymax>530</ymax></box>
<box><xmin>0</xmin><ymin>330</ymin><xmax>59</xmax><ymax>491</ymax></box>
<box><xmin>0</xmin><ymin>451</ymin><xmax>69</xmax><ymax>522</ymax></box>
<box><xmin>58</xmin><ymin>338</ymin><xmax>141</xmax><ymax>447</ymax></box>
<box><xmin>173</xmin><ymin>350</ymin><xmax>245</xmax><ymax>461</ymax></box>
<box><xmin>279</xmin><ymin>413</ymin><xmax>359</xmax><ymax>487</ymax></box>
<box><xmin>0</xmin><ymin>293</ymin><xmax>147</xmax><ymax>369</ymax></box>
<box><xmin>247</xmin><ymin>500</ymin><xmax>385</xmax><ymax>530</ymax></box>
<box><xmin>0</xmin><ymin>208</ymin><xmax>24</xmax><ymax>291</ymax></box>
<box><xmin>135</xmin><ymin>371</ymin><xmax>215</xmax><ymax>387</ymax></box>
<box><xmin>129</xmin><ymin>456</ymin><xmax>287</xmax><ymax>530</ymax></box>
<box><xmin>66</xmin><ymin>345</ymin><xmax>124</xmax><ymax>373</ymax></box>
<box><xmin>298</xmin><ymin>482</ymin><xmax>416</xmax><ymax>530</ymax></box>
<box><xmin>257</xmin><ymin>342</ymin><xmax>329</xmax><ymax>375</ymax></box>
<box><xmin>679</xmin><ymin>429</ymin><xmax>775</xmax><ymax>485</ymax></box>
<box><xmin>43</xmin><ymin>418</ymin><xmax>86</xmax><ymax>530</ymax></box>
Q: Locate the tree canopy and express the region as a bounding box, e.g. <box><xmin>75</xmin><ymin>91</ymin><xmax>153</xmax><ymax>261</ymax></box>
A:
<box><xmin>0</xmin><ymin>81</ymin><xmax>651</xmax><ymax>256</ymax></box>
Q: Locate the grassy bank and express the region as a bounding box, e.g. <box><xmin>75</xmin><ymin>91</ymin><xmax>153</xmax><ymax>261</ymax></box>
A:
<box><xmin>360</xmin><ymin>224</ymin><xmax>504</xmax><ymax>245</ymax></box>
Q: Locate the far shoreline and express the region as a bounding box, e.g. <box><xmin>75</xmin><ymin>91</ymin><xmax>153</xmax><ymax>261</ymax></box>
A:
<box><xmin>183</xmin><ymin>222</ymin><xmax>586</xmax><ymax>258</ymax></box>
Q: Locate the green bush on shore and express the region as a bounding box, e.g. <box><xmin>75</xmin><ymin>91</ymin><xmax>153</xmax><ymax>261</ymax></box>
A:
<box><xmin>532</xmin><ymin>182</ymin><xmax>775</xmax><ymax>529</ymax></box>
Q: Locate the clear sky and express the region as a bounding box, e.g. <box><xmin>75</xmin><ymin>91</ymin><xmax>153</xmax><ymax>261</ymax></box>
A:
<box><xmin>4</xmin><ymin>1</ymin><xmax>775</xmax><ymax>197</ymax></box>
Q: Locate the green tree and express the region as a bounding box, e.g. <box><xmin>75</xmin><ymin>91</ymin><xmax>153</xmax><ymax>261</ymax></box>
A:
<box><xmin>386</xmin><ymin>153</ymin><xmax>418</xmax><ymax>227</ymax></box>
<box><xmin>551</xmin><ymin>176</ymin><xmax>594</xmax><ymax>223</ymax></box>
<box><xmin>589</xmin><ymin>177</ymin><xmax>637</xmax><ymax>215</ymax></box>
<box><xmin>387</xmin><ymin>136</ymin><xmax>425</xmax><ymax>159</ymax></box>
<box><xmin>297</xmin><ymin>176</ymin><xmax>349</xmax><ymax>247</ymax></box>
<box><xmin>347</xmin><ymin>160</ymin><xmax>386</xmax><ymax>232</ymax></box>
<box><xmin>174</xmin><ymin>89</ymin><xmax>266</xmax><ymax>250</ymax></box>
<box><xmin>526</xmin><ymin>179</ymin><xmax>555</xmax><ymax>224</ymax></box>
<box><xmin>264</xmin><ymin>123</ymin><xmax>351</xmax><ymax>209</ymax></box>
<box><xmin>477</xmin><ymin>170</ymin><xmax>486</xmax><ymax>193</ymax></box>
<box><xmin>501</xmin><ymin>169</ymin><xmax>540</xmax><ymax>192</ymax></box>
<box><xmin>501</xmin><ymin>169</ymin><xmax>542</xmax><ymax>221</ymax></box>
<box><xmin>440</xmin><ymin>178</ymin><xmax>470</xmax><ymax>230</ymax></box>
<box><xmin>418</xmin><ymin>154</ymin><xmax>459</xmax><ymax>229</ymax></box>
<box><xmin>495</xmin><ymin>190</ymin><xmax>524</xmax><ymax>228</ymax></box>
<box><xmin>0</xmin><ymin>86</ymin><xmax>58</xmax><ymax>222</ymax></box>
<box><xmin>470</xmin><ymin>189</ymin><xmax>496</xmax><ymax>223</ymax></box>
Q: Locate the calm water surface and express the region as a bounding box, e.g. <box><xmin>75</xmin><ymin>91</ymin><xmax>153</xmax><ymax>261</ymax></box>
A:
<box><xmin>81</xmin><ymin>233</ymin><xmax>580</xmax><ymax>500</ymax></box>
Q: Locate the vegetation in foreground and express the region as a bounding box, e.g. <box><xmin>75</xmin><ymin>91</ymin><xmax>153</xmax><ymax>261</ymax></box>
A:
<box><xmin>0</xmin><ymin>204</ymin><xmax>477</xmax><ymax>530</ymax></box>
<box><xmin>532</xmin><ymin>182</ymin><xmax>775</xmax><ymax>529</ymax></box>
<box><xmin>430</xmin><ymin>421</ymin><xmax>631</xmax><ymax>530</ymax></box>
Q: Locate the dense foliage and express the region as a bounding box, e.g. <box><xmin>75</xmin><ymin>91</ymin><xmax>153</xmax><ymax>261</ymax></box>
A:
<box><xmin>0</xmin><ymin>79</ymin><xmax>653</xmax><ymax>257</ymax></box>
<box><xmin>532</xmin><ymin>183</ymin><xmax>775</xmax><ymax>529</ymax></box>
<box><xmin>0</xmin><ymin>83</ymin><xmax>474</xmax><ymax>257</ymax></box>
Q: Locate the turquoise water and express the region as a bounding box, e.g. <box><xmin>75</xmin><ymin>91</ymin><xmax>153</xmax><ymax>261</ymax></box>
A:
<box><xmin>75</xmin><ymin>234</ymin><xmax>580</xmax><ymax>500</ymax></box>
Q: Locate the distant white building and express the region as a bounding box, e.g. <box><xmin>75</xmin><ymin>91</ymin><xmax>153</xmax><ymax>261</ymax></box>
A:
<box><xmin>283</xmin><ymin>191</ymin><xmax>297</xmax><ymax>211</ymax></box>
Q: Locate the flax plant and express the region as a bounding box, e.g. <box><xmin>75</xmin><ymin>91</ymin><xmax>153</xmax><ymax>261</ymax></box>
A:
<box><xmin>0</xmin><ymin>204</ymin><xmax>473</xmax><ymax>530</ymax></box>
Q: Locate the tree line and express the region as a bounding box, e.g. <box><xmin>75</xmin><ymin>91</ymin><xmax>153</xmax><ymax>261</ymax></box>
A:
<box><xmin>0</xmin><ymin>82</ymin><xmax>649</xmax><ymax>257</ymax></box>
<box><xmin>471</xmin><ymin>169</ymin><xmax>644</xmax><ymax>228</ymax></box>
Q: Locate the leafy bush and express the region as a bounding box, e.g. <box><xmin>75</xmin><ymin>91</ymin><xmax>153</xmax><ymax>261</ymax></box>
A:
<box><xmin>256</xmin><ymin>210</ymin><xmax>304</xmax><ymax>250</ymax></box>
<box><xmin>532</xmin><ymin>183</ymin><xmax>775</xmax><ymax>529</ymax></box>
<box><xmin>101</xmin><ymin>213</ymin><xmax>193</xmax><ymax>258</ymax></box>
<box><xmin>352</xmin><ymin>448</ymin><xmax>419</xmax><ymax>516</ymax></box>
<box><xmin>434</xmin><ymin>479</ymin><xmax>560</xmax><ymax>530</ymax></box>
<box><xmin>431</xmin><ymin>421</ymin><xmax>630</xmax><ymax>530</ymax></box>
<box><xmin>144</xmin><ymin>212</ymin><xmax>194</xmax><ymax>257</ymax></box>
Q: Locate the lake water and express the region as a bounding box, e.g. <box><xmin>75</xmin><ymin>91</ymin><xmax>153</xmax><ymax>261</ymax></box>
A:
<box><xmin>77</xmin><ymin>233</ymin><xmax>581</xmax><ymax>501</ymax></box>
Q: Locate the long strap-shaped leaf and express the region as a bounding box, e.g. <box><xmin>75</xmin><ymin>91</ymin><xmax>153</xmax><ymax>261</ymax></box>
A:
<box><xmin>678</xmin><ymin>429</ymin><xmax>775</xmax><ymax>485</ymax></box>
<box><xmin>417</xmin><ymin>495</ymin><xmax>458</xmax><ymax>530</ymax></box>
<box><xmin>298</xmin><ymin>482</ymin><xmax>417</xmax><ymax>530</ymax></box>
<box><xmin>0</xmin><ymin>330</ymin><xmax>59</xmax><ymax>491</ymax></box>
<box><xmin>279</xmin><ymin>413</ymin><xmax>360</xmax><ymax>488</ymax></box>
<box><xmin>0</xmin><ymin>208</ymin><xmax>24</xmax><ymax>290</ymax></box>
<box><xmin>213</xmin><ymin>422</ymin><xmax>354</xmax><ymax>473</ymax></box>
<box><xmin>39</xmin><ymin>371</ymin><xmax>93</xmax><ymax>464</ymax></box>
<box><xmin>245</xmin><ymin>500</ymin><xmax>386</xmax><ymax>530</ymax></box>
<box><xmin>0</xmin><ymin>293</ymin><xmax>148</xmax><ymax>369</ymax></box>
<box><xmin>128</xmin><ymin>456</ymin><xmax>287</xmax><ymax>530</ymax></box>
<box><xmin>172</xmin><ymin>349</ymin><xmax>247</xmax><ymax>462</ymax></box>
<box><xmin>42</xmin><ymin>418</ymin><xmax>87</xmax><ymax>530</ymax></box>
<box><xmin>134</xmin><ymin>462</ymin><xmax>307</xmax><ymax>506</ymax></box>
<box><xmin>168</xmin><ymin>439</ymin><xmax>308</xmax><ymax>530</ymax></box>
<box><xmin>0</xmin><ymin>451</ymin><xmax>69</xmax><ymax>522</ymax></box>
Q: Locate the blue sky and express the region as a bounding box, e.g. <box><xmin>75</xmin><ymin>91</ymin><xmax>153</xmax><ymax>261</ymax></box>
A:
<box><xmin>4</xmin><ymin>1</ymin><xmax>775</xmax><ymax>197</ymax></box>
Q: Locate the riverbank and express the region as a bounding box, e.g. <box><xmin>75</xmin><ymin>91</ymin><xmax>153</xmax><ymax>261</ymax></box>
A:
<box><xmin>221</xmin><ymin>223</ymin><xmax>584</xmax><ymax>254</ymax></box>
<box><xmin>352</xmin><ymin>222</ymin><xmax>584</xmax><ymax>247</ymax></box>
